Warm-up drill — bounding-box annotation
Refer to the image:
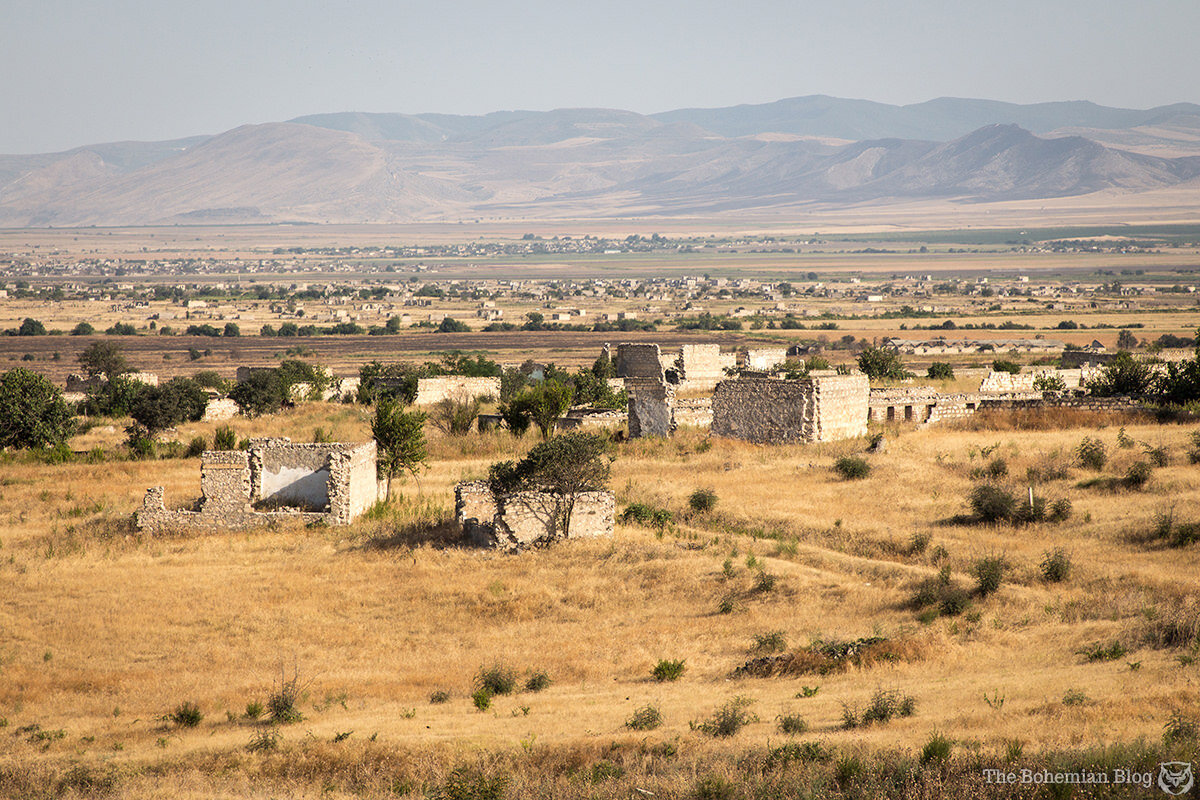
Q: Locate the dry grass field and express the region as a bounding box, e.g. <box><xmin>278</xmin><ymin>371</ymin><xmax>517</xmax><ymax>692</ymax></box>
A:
<box><xmin>2</xmin><ymin>401</ymin><xmax>1198</xmax><ymax>797</ymax></box>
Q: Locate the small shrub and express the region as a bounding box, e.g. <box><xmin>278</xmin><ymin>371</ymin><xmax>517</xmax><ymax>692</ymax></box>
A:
<box><xmin>1143</xmin><ymin>443</ymin><xmax>1170</xmax><ymax>467</ymax></box>
<box><xmin>1040</xmin><ymin>548</ymin><xmax>1072</xmax><ymax>582</ymax></box>
<box><xmin>428</xmin><ymin>767</ymin><xmax>507</xmax><ymax>800</ymax></box>
<box><xmin>971</xmin><ymin>554</ymin><xmax>1007</xmax><ymax>597</ymax></box>
<box><xmin>625</xmin><ymin>704</ymin><xmax>663</xmax><ymax>731</ymax></box>
<box><xmin>184</xmin><ymin>436</ymin><xmax>207</xmax><ymax>458</ymax></box>
<box><xmin>752</xmin><ymin>631</ymin><xmax>787</xmax><ymax>653</ymax></box>
<box><xmin>1117</xmin><ymin>427</ymin><xmax>1134</xmax><ymax>448</ymax></box>
<box><xmin>1033</xmin><ymin>373</ymin><xmax>1066</xmax><ymax>392</ymax></box>
<box><xmin>429</xmin><ymin>690</ymin><xmax>451</xmax><ymax>704</ymax></box>
<box><xmin>753</xmin><ymin>570</ymin><xmax>778</xmax><ymax>593</ymax></box>
<box><xmin>246</xmin><ymin>729</ymin><xmax>280</xmax><ymax>753</ymax></box>
<box><xmin>985</xmin><ymin>457</ymin><xmax>1008</xmax><ymax>479</ymax></box>
<box><xmin>777</xmin><ymin>712</ymin><xmax>808</xmax><ymax>735</ymax></box>
<box><xmin>475</xmin><ymin>663</ymin><xmax>517</xmax><ymax>696</ymax></box>
<box><xmin>908</xmin><ymin>531</ymin><xmax>931</xmax><ymax>556</ymax></box>
<box><xmin>471</xmin><ymin>689</ymin><xmax>492</xmax><ymax>711</ymax></box>
<box><xmin>692</xmin><ymin>696</ymin><xmax>758</xmax><ymax>737</ymax></box>
<box><xmin>1164</xmin><ymin>711</ymin><xmax>1199</xmax><ymax>746</ymax></box>
<box><xmin>921</xmin><ymin>732</ymin><xmax>953</xmax><ymax>764</ymax></box>
<box><xmin>843</xmin><ymin>688</ymin><xmax>916</xmax><ymax>728</ymax></box>
<box><xmin>969</xmin><ymin>484</ymin><xmax>1016</xmax><ymax>522</ymax></box>
<box><xmin>267</xmin><ymin>667</ymin><xmax>306</xmax><ymax>724</ymax></box>
<box><xmin>834</xmin><ymin>455</ymin><xmax>870</xmax><ymax>480</ymax></box>
<box><xmin>688</xmin><ymin>488</ymin><xmax>718</xmax><ymax>513</ymax></box>
<box><xmin>695</xmin><ymin>776</ymin><xmax>737</xmax><ymax>800</ymax></box>
<box><xmin>652</xmin><ymin>659</ymin><xmax>686</xmax><ymax>682</ymax></box>
<box><xmin>1048</xmin><ymin>497</ymin><xmax>1073</xmax><ymax>522</ymax></box>
<box><xmin>243</xmin><ymin>701</ymin><xmax>263</xmax><ymax>720</ymax></box>
<box><xmin>1076</xmin><ymin>437</ymin><xmax>1108</xmax><ymax>470</ymax></box>
<box><xmin>523</xmin><ymin>671</ymin><xmax>551</xmax><ymax>692</ymax></box>
<box><xmin>1124</xmin><ymin>460</ymin><xmax>1153</xmax><ymax>489</ymax></box>
<box><xmin>717</xmin><ymin>592</ymin><xmax>738</xmax><ymax>614</ymax></box>
<box><xmin>1079</xmin><ymin>641</ymin><xmax>1128</xmax><ymax>662</ymax></box>
<box><xmin>168</xmin><ymin>701</ymin><xmax>203</xmax><ymax>728</ymax></box>
<box><xmin>1062</xmin><ymin>689</ymin><xmax>1089</xmax><ymax>706</ymax></box>
<box><xmin>213</xmin><ymin>425</ymin><xmax>238</xmax><ymax>451</ymax></box>
<box><xmin>909</xmin><ymin>565</ymin><xmax>972</xmax><ymax>618</ymax></box>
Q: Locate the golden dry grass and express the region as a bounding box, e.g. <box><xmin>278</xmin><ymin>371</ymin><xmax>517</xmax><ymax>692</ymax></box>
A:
<box><xmin>1</xmin><ymin>403</ymin><xmax>1199</xmax><ymax>797</ymax></box>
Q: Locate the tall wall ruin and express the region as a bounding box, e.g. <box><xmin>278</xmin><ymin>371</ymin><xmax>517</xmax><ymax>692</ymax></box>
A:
<box><xmin>627</xmin><ymin>378</ymin><xmax>676</xmax><ymax>437</ymax></box>
<box><xmin>711</xmin><ymin>375</ymin><xmax>869</xmax><ymax>443</ymax></box>
<box><xmin>615</xmin><ymin>343</ymin><xmax>665</xmax><ymax>380</ymax></box>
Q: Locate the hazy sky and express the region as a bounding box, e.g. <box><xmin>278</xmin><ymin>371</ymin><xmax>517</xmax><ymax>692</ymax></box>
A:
<box><xmin>3</xmin><ymin>0</ymin><xmax>1198</xmax><ymax>153</ymax></box>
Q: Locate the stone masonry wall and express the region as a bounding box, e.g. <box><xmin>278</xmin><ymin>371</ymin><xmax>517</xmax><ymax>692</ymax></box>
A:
<box><xmin>627</xmin><ymin>378</ymin><xmax>676</xmax><ymax>437</ymax></box>
<box><xmin>455</xmin><ymin>481</ymin><xmax>615</xmax><ymax>550</ymax></box>
<box><xmin>712</xmin><ymin>375</ymin><xmax>868</xmax><ymax>443</ymax></box>
<box><xmin>677</xmin><ymin>344</ymin><xmax>723</xmax><ymax>389</ymax></box>
<box><xmin>615</xmin><ymin>343</ymin><xmax>665</xmax><ymax>379</ymax></box>
<box><xmin>743</xmin><ymin>348</ymin><xmax>788</xmax><ymax>371</ymax></box>
<box><xmin>673</xmin><ymin>396</ymin><xmax>713</xmax><ymax>428</ymax></box>
<box><xmin>414</xmin><ymin>376</ymin><xmax>501</xmax><ymax>406</ymax></box>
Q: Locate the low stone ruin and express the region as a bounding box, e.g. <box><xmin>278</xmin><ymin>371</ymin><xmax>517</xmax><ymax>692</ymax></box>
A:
<box><xmin>455</xmin><ymin>481</ymin><xmax>615</xmax><ymax>550</ymax></box>
<box><xmin>137</xmin><ymin>438</ymin><xmax>380</xmax><ymax>533</ymax></box>
<box><xmin>711</xmin><ymin>374</ymin><xmax>870</xmax><ymax>443</ymax></box>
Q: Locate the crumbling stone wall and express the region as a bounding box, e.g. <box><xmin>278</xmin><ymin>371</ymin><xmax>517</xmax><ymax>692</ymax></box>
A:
<box><xmin>627</xmin><ymin>378</ymin><xmax>676</xmax><ymax>437</ymax></box>
<box><xmin>557</xmin><ymin>409</ymin><xmax>628</xmax><ymax>431</ymax></box>
<box><xmin>676</xmin><ymin>344</ymin><xmax>724</xmax><ymax>389</ymax></box>
<box><xmin>615</xmin><ymin>343</ymin><xmax>665</xmax><ymax>379</ymax></box>
<box><xmin>743</xmin><ymin>348</ymin><xmax>788</xmax><ymax>371</ymax></box>
<box><xmin>711</xmin><ymin>375</ymin><xmax>869</xmax><ymax>443</ymax></box>
<box><xmin>202</xmin><ymin>397</ymin><xmax>239</xmax><ymax>422</ymax></box>
<box><xmin>67</xmin><ymin>372</ymin><xmax>158</xmax><ymax>392</ymax></box>
<box><xmin>868</xmin><ymin>388</ymin><xmax>990</xmax><ymax>425</ymax></box>
<box><xmin>456</xmin><ymin>481</ymin><xmax>615</xmax><ymax>550</ymax></box>
<box><xmin>137</xmin><ymin>439</ymin><xmax>379</xmax><ymax>533</ymax></box>
<box><xmin>414</xmin><ymin>376</ymin><xmax>501</xmax><ymax>406</ymax></box>
<box><xmin>979</xmin><ymin>371</ymin><xmax>1036</xmax><ymax>393</ymax></box>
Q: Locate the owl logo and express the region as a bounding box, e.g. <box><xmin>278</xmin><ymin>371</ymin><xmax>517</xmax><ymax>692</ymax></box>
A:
<box><xmin>1158</xmin><ymin>762</ymin><xmax>1194</xmax><ymax>796</ymax></box>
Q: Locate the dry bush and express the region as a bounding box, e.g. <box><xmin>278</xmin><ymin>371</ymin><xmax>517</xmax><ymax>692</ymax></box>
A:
<box><xmin>733</xmin><ymin>636</ymin><xmax>926</xmax><ymax>678</ymax></box>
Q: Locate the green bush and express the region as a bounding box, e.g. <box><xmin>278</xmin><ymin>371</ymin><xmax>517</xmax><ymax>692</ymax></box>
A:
<box><xmin>167</xmin><ymin>701</ymin><xmax>203</xmax><ymax>728</ymax></box>
<box><xmin>625</xmin><ymin>704</ymin><xmax>663</xmax><ymax>731</ymax></box>
<box><xmin>652</xmin><ymin>659</ymin><xmax>686</xmax><ymax>682</ymax></box>
<box><xmin>920</xmin><ymin>732</ymin><xmax>954</xmax><ymax>764</ymax></box>
<box><xmin>523</xmin><ymin>671</ymin><xmax>551</xmax><ymax>693</ymax></box>
<box><xmin>833</xmin><ymin>455</ymin><xmax>870</xmax><ymax>480</ymax></box>
<box><xmin>691</xmin><ymin>696</ymin><xmax>758</xmax><ymax>737</ymax></box>
<box><xmin>1076</xmin><ymin>437</ymin><xmax>1108</xmax><ymax>470</ymax></box>
<box><xmin>752</xmin><ymin>631</ymin><xmax>787</xmax><ymax>653</ymax></box>
<box><xmin>267</xmin><ymin>669</ymin><xmax>305</xmax><ymax>724</ymax></box>
<box><xmin>429</xmin><ymin>690</ymin><xmax>451</xmax><ymax>704</ymax></box>
<box><xmin>428</xmin><ymin>766</ymin><xmax>507</xmax><ymax>800</ymax></box>
<box><xmin>213</xmin><ymin>425</ymin><xmax>238</xmax><ymax>451</ymax></box>
<box><xmin>185</xmin><ymin>436</ymin><xmax>207</xmax><ymax>458</ymax></box>
<box><xmin>1079</xmin><ymin>640</ymin><xmax>1127</xmax><ymax>662</ymax></box>
<box><xmin>992</xmin><ymin>359</ymin><xmax>1021</xmax><ymax>374</ymax></box>
<box><xmin>969</xmin><ymin>484</ymin><xmax>1016</xmax><ymax>522</ymax></box>
<box><xmin>842</xmin><ymin>689</ymin><xmax>916</xmax><ymax>728</ymax></box>
<box><xmin>1125</xmin><ymin>461</ymin><xmax>1153</xmax><ymax>489</ymax></box>
<box><xmin>471</xmin><ymin>689</ymin><xmax>492</xmax><ymax>711</ymax></box>
<box><xmin>1040</xmin><ymin>548</ymin><xmax>1072</xmax><ymax>582</ymax></box>
<box><xmin>971</xmin><ymin>555</ymin><xmax>1007</xmax><ymax>597</ymax></box>
<box><xmin>777</xmin><ymin>712</ymin><xmax>808</xmax><ymax>735</ymax></box>
<box><xmin>474</xmin><ymin>663</ymin><xmax>517</xmax><ymax>696</ymax></box>
<box><xmin>688</xmin><ymin>488</ymin><xmax>718</xmax><ymax>513</ymax></box>
<box><xmin>909</xmin><ymin>565</ymin><xmax>971</xmax><ymax>618</ymax></box>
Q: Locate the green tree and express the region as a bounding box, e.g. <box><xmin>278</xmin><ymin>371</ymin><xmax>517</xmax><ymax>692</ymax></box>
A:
<box><xmin>129</xmin><ymin>378</ymin><xmax>207</xmax><ymax>439</ymax></box>
<box><xmin>927</xmin><ymin>362</ymin><xmax>955</xmax><ymax>380</ymax></box>
<box><xmin>1116</xmin><ymin>329</ymin><xmax>1139</xmax><ymax>350</ymax></box>
<box><xmin>856</xmin><ymin>346</ymin><xmax>909</xmax><ymax>381</ymax></box>
<box><xmin>523</xmin><ymin>381</ymin><xmax>574</xmax><ymax>439</ymax></box>
<box><xmin>105</xmin><ymin>322</ymin><xmax>138</xmax><ymax>335</ymax></box>
<box><xmin>70</xmin><ymin>322</ymin><xmax>96</xmax><ymax>336</ymax></box>
<box><xmin>229</xmin><ymin>370</ymin><xmax>287</xmax><ymax>417</ymax></box>
<box><xmin>77</xmin><ymin>340</ymin><xmax>129</xmax><ymax>379</ymax></box>
<box><xmin>437</xmin><ymin>317</ymin><xmax>470</xmax><ymax>333</ymax></box>
<box><xmin>1087</xmin><ymin>352</ymin><xmax>1154</xmax><ymax>397</ymax></box>
<box><xmin>223</xmin><ymin>322</ymin><xmax>241</xmax><ymax>337</ymax></box>
<box><xmin>372</xmin><ymin>396</ymin><xmax>428</xmax><ymax>500</ymax></box>
<box><xmin>487</xmin><ymin>432</ymin><xmax>612</xmax><ymax>540</ymax></box>
<box><xmin>0</xmin><ymin>368</ymin><xmax>76</xmax><ymax>450</ymax></box>
<box><xmin>17</xmin><ymin>318</ymin><xmax>46</xmax><ymax>336</ymax></box>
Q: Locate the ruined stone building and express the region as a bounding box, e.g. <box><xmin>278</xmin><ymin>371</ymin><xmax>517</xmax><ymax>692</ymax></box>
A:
<box><xmin>414</xmin><ymin>376</ymin><xmax>501</xmax><ymax>406</ymax></box>
<box><xmin>455</xmin><ymin>481</ymin><xmax>615</xmax><ymax>550</ymax></box>
<box><xmin>137</xmin><ymin>438</ymin><xmax>380</xmax><ymax>533</ymax></box>
<box><xmin>711</xmin><ymin>374</ymin><xmax>870</xmax><ymax>443</ymax></box>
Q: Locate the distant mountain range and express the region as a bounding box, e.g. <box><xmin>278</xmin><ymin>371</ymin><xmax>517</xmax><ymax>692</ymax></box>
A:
<box><xmin>2</xmin><ymin>96</ymin><xmax>1199</xmax><ymax>226</ymax></box>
